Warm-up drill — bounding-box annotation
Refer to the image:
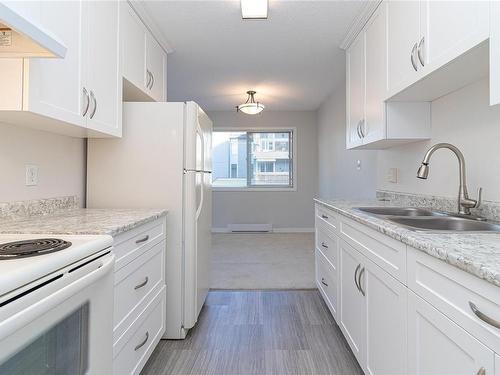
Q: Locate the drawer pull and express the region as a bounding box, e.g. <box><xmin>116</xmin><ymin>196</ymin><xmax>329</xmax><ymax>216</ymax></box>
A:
<box><xmin>476</xmin><ymin>367</ymin><xmax>486</xmax><ymax>375</ymax></box>
<box><xmin>354</xmin><ymin>264</ymin><xmax>361</xmax><ymax>292</ymax></box>
<box><xmin>321</xmin><ymin>278</ymin><xmax>328</xmax><ymax>287</ymax></box>
<box><xmin>321</xmin><ymin>214</ymin><xmax>329</xmax><ymax>219</ymax></box>
<box><xmin>469</xmin><ymin>302</ymin><xmax>500</xmax><ymax>329</ymax></box>
<box><xmin>358</xmin><ymin>267</ymin><xmax>365</xmax><ymax>296</ymax></box>
<box><xmin>134</xmin><ymin>277</ymin><xmax>149</xmax><ymax>290</ymax></box>
<box><xmin>134</xmin><ymin>331</ymin><xmax>149</xmax><ymax>351</ymax></box>
<box><xmin>135</xmin><ymin>235</ymin><xmax>150</xmax><ymax>244</ymax></box>
<box><xmin>321</xmin><ymin>242</ymin><xmax>328</xmax><ymax>249</ymax></box>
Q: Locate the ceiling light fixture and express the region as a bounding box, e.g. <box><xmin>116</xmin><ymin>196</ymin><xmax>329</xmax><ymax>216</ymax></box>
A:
<box><xmin>241</xmin><ymin>0</ymin><xmax>268</xmax><ymax>19</ymax></box>
<box><xmin>236</xmin><ymin>91</ymin><xmax>265</xmax><ymax>115</ymax></box>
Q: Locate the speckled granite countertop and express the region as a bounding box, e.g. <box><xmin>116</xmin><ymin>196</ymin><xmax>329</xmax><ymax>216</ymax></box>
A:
<box><xmin>0</xmin><ymin>208</ymin><xmax>168</xmax><ymax>237</ymax></box>
<box><xmin>315</xmin><ymin>198</ymin><xmax>500</xmax><ymax>287</ymax></box>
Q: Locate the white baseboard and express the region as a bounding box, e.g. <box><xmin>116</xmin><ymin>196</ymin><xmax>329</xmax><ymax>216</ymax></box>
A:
<box><xmin>211</xmin><ymin>227</ymin><xmax>314</xmax><ymax>234</ymax></box>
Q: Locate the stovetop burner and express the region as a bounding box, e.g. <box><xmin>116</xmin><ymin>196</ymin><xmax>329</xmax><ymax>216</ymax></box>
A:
<box><xmin>0</xmin><ymin>238</ymin><xmax>72</xmax><ymax>259</ymax></box>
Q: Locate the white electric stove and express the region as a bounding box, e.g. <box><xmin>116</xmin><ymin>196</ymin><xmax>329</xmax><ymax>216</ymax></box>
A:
<box><xmin>0</xmin><ymin>233</ymin><xmax>115</xmax><ymax>375</ymax></box>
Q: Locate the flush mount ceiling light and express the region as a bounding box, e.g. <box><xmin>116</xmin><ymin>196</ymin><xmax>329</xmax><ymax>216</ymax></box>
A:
<box><xmin>241</xmin><ymin>0</ymin><xmax>268</xmax><ymax>19</ymax></box>
<box><xmin>236</xmin><ymin>91</ymin><xmax>265</xmax><ymax>115</ymax></box>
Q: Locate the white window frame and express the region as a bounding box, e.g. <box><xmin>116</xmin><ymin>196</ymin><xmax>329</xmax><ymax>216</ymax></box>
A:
<box><xmin>212</xmin><ymin>127</ymin><xmax>297</xmax><ymax>192</ymax></box>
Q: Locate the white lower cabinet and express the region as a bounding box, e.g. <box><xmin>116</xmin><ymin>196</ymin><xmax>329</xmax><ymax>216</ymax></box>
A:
<box><xmin>408</xmin><ymin>291</ymin><xmax>494</xmax><ymax>375</ymax></box>
<box><xmin>314</xmin><ymin>203</ymin><xmax>499</xmax><ymax>375</ymax></box>
<box><xmin>111</xmin><ymin>217</ymin><xmax>167</xmax><ymax>375</ymax></box>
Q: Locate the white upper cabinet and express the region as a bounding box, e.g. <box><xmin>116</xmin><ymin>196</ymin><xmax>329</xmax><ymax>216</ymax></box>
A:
<box><xmin>85</xmin><ymin>0</ymin><xmax>121</xmax><ymax>137</ymax></box>
<box><xmin>419</xmin><ymin>1</ymin><xmax>489</xmax><ymax>73</ymax></box>
<box><xmin>346</xmin><ymin>31</ymin><xmax>365</xmax><ymax>149</ymax></box>
<box><xmin>346</xmin><ymin>2</ymin><xmax>430</xmax><ymax>150</ymax></box>
<box><xmin>490</xmin><ymin>1</ymin><xmax>500</xmax><ymax>106</ymax></box>
<box><xmin>0</xmin><ymin>0</ymin><xmax>121</xmax><ymax>137</ymax></box>
<box><xmin>387</xmin><ymin>0</ymin><xmax>421</xmax><ymax>95</ymax></box>
<box><xmin>146</xmin><ymin>34</ymin><xmax>167</xmax><ymax>102</ymax></box>
<box><xmin>386</xmin><ymin>0</ymin><xmax>490</xmax><ymax>101</ymax></box>
<box><xmin>121</xmin><ymin>2</ymin><xmax>167</xmax><ymax>103</ymax></box>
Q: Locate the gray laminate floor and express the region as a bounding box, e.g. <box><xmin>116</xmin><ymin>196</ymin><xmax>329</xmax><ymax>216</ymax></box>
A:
<box><xmin>140</xmin><ymin>290</ymin><xmax>363</xmax><ymax>375</ymax></box>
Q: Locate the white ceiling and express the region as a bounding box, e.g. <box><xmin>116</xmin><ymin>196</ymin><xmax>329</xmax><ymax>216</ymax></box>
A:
<box><xmin>142</xmin><ymin>0</ymin><xmax>365</xmax><ymax>111</ymax></box>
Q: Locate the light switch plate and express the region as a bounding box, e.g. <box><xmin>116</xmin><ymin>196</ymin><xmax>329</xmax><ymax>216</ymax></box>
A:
<box><xmin>25</xmin><ymin>164</ymin><xmax>39</xmax><ymax>186</ymax></box>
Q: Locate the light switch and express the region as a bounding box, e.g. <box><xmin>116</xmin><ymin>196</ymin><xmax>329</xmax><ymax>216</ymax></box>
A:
<box><xmin>25</xmin><ymin>164</ymin><xmax>39</xmax><ymax>186</ymax></box>
<box><xmin>387</xmin><ymin>167</ymin><xmax>398</xmax><ymax>183</ymax></box>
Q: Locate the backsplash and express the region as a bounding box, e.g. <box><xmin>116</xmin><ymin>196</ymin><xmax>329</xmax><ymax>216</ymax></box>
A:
<box><xmin>377</xmin><ymin>190</ymin><xmax>500</xmax><ymax>222</ymax></box>
<box><xmin>0</xmin><ymin>196</ymin><xmax>79</xmax><ymax>220</ymax></box>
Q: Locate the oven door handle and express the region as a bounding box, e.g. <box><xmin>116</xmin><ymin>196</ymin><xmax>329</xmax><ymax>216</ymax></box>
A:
<box><xmin>0</xmin><ymin>254</ymin><xmax>115</xmax><ymax>339</ymax></box>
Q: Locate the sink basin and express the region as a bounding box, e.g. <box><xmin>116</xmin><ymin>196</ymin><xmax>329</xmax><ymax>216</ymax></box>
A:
<box><xmin>355</xmin><ymin>207</ymin><xmax>444</xmax><ymax>217</ymax></box>
<box><xmin>387</xmin><ymin>217</ymin><xmax>500</xmax><ymax>233</ymax></box>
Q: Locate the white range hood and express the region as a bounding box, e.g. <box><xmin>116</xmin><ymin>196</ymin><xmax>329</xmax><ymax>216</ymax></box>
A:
<box><xmin>0</xmin><ymin>2</ymin><xmax>66</xmax><ymax>58</ymax></box>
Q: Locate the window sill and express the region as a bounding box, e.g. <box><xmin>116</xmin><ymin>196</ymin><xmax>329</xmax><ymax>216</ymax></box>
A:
<box><xmin>212</xmin><ymin>186</ymin><xmax>297</xmax><ymax>192</ymax></box>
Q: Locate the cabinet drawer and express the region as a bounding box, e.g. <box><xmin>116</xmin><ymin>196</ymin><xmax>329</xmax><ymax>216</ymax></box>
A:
<box><xmin>316</xmin><ymin>249</ymin><xmax>338</xmax><ymax>318</ymax></box>
<box><xmin>316</xmin><ymin>223</ymin><xmax>338</xmax><ymax>267</ymax></box>
<box><xmin>408</xmin><ymin>247</ymin><xmax>500</xmax><ymax>353</ymax></box>
<box><xmin>113</xmin><ymin>217</ymin><xmax>166</xmax><ymax>270</ymax></box>
<box><xmin>114</xmin><ymin>240</ymin><xmax>165</xmax><ymax>341</ymax></box>
<box><xmin>113</xmin><ymin>287</ymin><xmax>166</xmax><ymax>375</ymax></box>
<box><xmin>339</xmin><ymin>216</ymin><xmax>406</xmax><ymax>283</ymax></box>
<box><xmin>315</xmin><ymin>204</ymin><xmax>339</xmax><ymax>233</ymax></box>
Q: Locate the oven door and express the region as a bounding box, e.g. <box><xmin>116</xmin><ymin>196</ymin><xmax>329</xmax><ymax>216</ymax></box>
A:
<box><xmin>0</xmin><ymin>250</ymin><xmax>114</xmax><ymax>375</ymax></box>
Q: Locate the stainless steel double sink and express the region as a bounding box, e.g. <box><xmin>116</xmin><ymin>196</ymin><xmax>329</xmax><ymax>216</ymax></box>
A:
<box><xmin>354</xmin><ymin>207</ymin><xmax>500</xmax><ymax>233</ymax></box>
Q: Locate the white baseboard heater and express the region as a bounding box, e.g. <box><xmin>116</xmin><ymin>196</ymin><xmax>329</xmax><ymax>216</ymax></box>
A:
<box><xmin>228</xmin><ymin>223</ymin><xmax>273</xmax><ymax>233</ymax></box>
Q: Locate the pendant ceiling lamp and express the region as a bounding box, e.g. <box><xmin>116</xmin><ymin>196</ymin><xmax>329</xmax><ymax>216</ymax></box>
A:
<box><xmin>236</xmin><ymin>91</ymin><xmax>265</xmax><ymax>115</ymax></box>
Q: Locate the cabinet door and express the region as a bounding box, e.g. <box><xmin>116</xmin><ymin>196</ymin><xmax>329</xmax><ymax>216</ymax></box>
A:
<box><xmin>346</xmin><ymin>32</ymin><xmax>364</xmax><ymax>149</ymax></box>
<box><xmin>408</xmin><ymin>291</ymin><xmax>494</xmax><ymax>375</ymax></box>
<box><xmin>339</xmin><ymin>240</ymin><xmax>365</xmax><ymax>362</ymax></box>
<box><xmin>146</xmin><ymin>34</ymin><xmax>166</xmax><ymax>102</ymax></box>
<box><xmin>85</xmin><ymin>0</ymin><xmax>121</xmax><ymax>137</ymax></box>
<box><xmin>121</xmin><ymin>2</ymin><xmax>147</xmax><ymax>92</ymax></box>
<box><xmin>387</xmin><ymin>0</ymin><xmax>421</xmax><ymax>94</ymax></box>
<box><xmin>496</xmin><ymin>354</ymin><xmax>500</xmax><ymax>375</ymax></box>
<box><xmin>419</xmin><ymin>1</ymin><xmax>489</xmax><ymax>73</ymax></box>
<box><xmin>25</xmin><ymin>0</ymin><xmax>86</xmax><ymax>128</ymax></box>
<box><xmin>363</xmin><ymin>259</ymin><xmax>407</xmax><ymax>375</ymax></box>
<box><xmin>363</xmin><ymin>1</ymin><xmax>387</xmax><ymax>144</ymax></box>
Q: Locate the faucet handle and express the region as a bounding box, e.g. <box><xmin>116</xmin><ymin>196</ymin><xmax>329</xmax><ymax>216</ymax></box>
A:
<box><xmin>475</xmin><ymin>187</ymin><xmax>483</xmax><ymax>208</ymax></box>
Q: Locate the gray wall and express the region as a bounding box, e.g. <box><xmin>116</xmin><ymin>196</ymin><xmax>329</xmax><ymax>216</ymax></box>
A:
<box><xmin>0</xmin><ymin>122</ymin><xmax>86</xmax><ymax>205</ymax></box>
<box><xmin>317</xmin><ymin>84</ymin><xmax>377</xmax><ymax>200</ymax></box>
<box><xmin>209</xmin><ymin>110</ymin><xmax>318</xmax><ymax>230</ymax></box>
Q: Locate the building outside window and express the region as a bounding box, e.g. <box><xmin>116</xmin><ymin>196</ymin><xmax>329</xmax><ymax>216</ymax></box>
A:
<box><xmin>212</xmin><ymin>130</ymin><xmax>295</xmax><ymax>189</ymax></box>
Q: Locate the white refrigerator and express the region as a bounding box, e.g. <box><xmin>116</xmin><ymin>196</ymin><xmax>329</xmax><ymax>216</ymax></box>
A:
<box><xmin>87</xmin><ymin>101</ymin><xmax>212</xmax><ymax>339</ymax></box>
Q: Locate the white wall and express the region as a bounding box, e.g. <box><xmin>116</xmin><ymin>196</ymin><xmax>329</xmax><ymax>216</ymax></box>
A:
<box><xmin>209</xmin><ymin>110</ymin><xmax>318</xmax><ymax>230</ymax></box>
<box><xmin>377</xmin><ymin>79</ymin><xmax>500</xmax><ymax>202</ymax></box>
<box><xmin>0</xmin><ymin>123</ymin><xmax>86</xmax><ymax>204</ymax></box>
<box><xmin>317</xmin><ymin>84</ymin><xmax>378</xmax><ymax>200</ymax></box>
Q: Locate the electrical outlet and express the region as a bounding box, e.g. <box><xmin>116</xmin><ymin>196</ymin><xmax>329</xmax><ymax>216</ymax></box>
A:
<box><xmin>356</xmin><ymin>160</ymin><xmax>362</xmax><ymax>171</ymax></box>
<box><xmin>25</xmin><ymin>164</ymin><xmax>39</xmax><ymax>186</ymax></box>
<box><xmin>387</xmin><ymin>168</ymin><xmax>398</xmax><ymax>183</ymax></box>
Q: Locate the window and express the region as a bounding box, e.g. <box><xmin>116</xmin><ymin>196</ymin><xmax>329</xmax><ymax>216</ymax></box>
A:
<box><xmin>212</xmin><ymin>130</ymin><xmax>295</xmax><ymax>189</ymax></box>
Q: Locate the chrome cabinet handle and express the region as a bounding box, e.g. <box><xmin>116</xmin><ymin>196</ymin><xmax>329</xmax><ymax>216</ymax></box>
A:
<box><xmin>135</xmin><ymin>235</ymin><xmax>149</xmax><ymax>244</ymax></box>
<box><xmin>89</xmin><ymin>90</ymin><xmax>97</xmax><ymax>119</ymax></box>
<box><xmin>354</xmin><ymin>264</ymin><xmax>361</xmax><ymax>292</ymax></box>
<box><xmin>321</xmin><ymin>277</ymin><xmax>328</xmax><ymax>287</ymax></box>
<box><xmin>359</xmin><ymin>119</ymin><xmax>365</xmax><ymax>138</ymax></box>
<box><xmin>356</xmin><ymin>120</ymin><xmax>362</xmax><ymax>139</ymax></box>
<box><xmin>469</xmin><ymin>302</ymin><xmax>500</xmax><ymax>329</ymax></box>
<box><xmin>417</xmin><ymin>37</ymin><xmax>425</xmax><ymax>67</ymax></box>
<box><xmin>411</xmin><ymin>42</ymin><xmax>418</xmax><ymax>71</ymax></box>
<box><xmin>82</xmin><ymin>87</ymin><xmax>90</xmax><ymax>117</ymax></box>
<box><xmin>321</xmin><ymin>214</ymin><xmax>329</xmax><ymax>220</ymax></box>
<box><xmin>476</xmin><ymin>367</ymin><xmax>486</xmax><ymax>375</ymax></box>
<box><xmin>321</xmin><ymin>242</ymin><xmax>328</xmax><ymax>249</ymax></box>
<box><xmin>134</xmin><ymin>276</ymin><xmax>149</xmax><ymax>290</ymax></box>
<box><xmin>134</xmin><ymin>331</ymin><xmax>149</xmax><ymax>351</ymax></box>
<box><xmin>150</xmin><ymin>72</ymin><xmax>155</xmax><ymax>89</ymax></box>
<box><xmin>358</xmin><ymin>267</ymin><xmax>365</xmax><ymax>296</ymax></box>
<box><xmin>146</xmin><ymin>70</ymin><xmax>151</xmax><ymax>88</ymax></box>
